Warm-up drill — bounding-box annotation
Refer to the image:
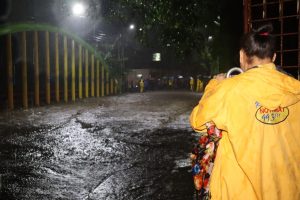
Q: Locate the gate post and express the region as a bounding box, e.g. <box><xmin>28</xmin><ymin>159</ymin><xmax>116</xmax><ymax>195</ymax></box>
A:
<box><xmin>78</xmin><ymin>45</ymin><xmax>83</xmax><ymax>99</ymax></box>
<box><xmin>106</xmin><ymin>71</ymin><xmax>109</xmax><ymax>95</ymax></box>
<box><xmin>55</xmin><ymin>32</ymin><xmax>60</xmax><ymax>102</ymax></box>
<box><xmin>21</xmin><ymin>32</ymin><xmax>28</xmax><ymax>109</ymax></box>
<box><xmin>85</xmin><ymin>49</ymin><xmax>89</xmax><ymax>98</ymax></box>
<box><xmin>64</xmin><ymin>35</ymin><xmax>68</xmax><ymax>102</ymax></box>
<box><xmin>91</xmin><ymin>54</ymin><xmax>95</xmax><ymax>97</ymax></box>
<box><xmin>101</xmin><ymin>64</ymin><xmax>104</xmax><ymax>97</ymax></box>
<box><xmin>45</xmin><ymin>31</ymin><xmax>50</xmax><ymax>104</ymax></box>
<box><xmin>7</xmin><ymin>34</ymin><xmax>13</xmax><ymax>110</ymax></box>
<box><xmin>71</xmin><ymin>40</ymin><xmax>75</xmax><ymax>101</ymax></box>
<box><xmin>34</xmin><ymin>31</ymin><xmax>40</xmax><ymax>106</ymax></box>
<box><xmin>96</xmin><ymin>60</ymin><xmax>100</xmax><ymax>97</ymax></box>
<box><xmin>110</xmin><ymin>78</ymin><xmax>114</xmax><ymax>95</ymax></box>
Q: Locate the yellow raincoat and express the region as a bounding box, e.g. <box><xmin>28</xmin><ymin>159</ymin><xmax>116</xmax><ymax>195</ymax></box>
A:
<box><xmin>190</xmin><ymin>63</ymin><xmax>300</xmax><ymax>200</ymax></box>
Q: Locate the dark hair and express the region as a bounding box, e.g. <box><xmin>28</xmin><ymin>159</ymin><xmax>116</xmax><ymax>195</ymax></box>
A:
<box><xmin>240</xmin><ymin>24</ymin><xmax>276</xmax><ymax>63</ymax></box>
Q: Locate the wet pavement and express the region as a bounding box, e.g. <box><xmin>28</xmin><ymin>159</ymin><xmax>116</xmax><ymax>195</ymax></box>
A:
<box><xmin>0</xmin><ymin>91</ymin><xmax>201</xmax><ymax>200</ymax></box>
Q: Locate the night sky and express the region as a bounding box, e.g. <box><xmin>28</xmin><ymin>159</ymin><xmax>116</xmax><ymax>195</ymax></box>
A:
<box><xmin>220</xmin><ymin>0</ymin><xmax>244</xmax><ymax>68</ymax></box>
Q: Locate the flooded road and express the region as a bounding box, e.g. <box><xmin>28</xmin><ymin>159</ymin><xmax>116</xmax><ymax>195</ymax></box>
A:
<box><xmin>0</xmin><ymin>91</ymin><xmax>201</xmax><ymax>200</ymax></box>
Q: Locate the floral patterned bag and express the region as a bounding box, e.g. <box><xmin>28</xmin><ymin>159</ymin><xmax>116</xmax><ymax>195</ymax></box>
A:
<box><xmin>190</xmin><ymin>122</ymin><xmax>222</xmax><ymax>200</ymax></box>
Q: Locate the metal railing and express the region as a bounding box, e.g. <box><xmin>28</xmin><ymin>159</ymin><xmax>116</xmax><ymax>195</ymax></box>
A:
<box><xmin>0</xmin><ymin>23</ymin><xmax>119</xmax><ymax>110</ymax></box>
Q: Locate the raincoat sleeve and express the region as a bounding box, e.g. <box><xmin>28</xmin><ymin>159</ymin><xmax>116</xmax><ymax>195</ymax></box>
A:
<box><xmin>190</xmin><ymin>78</ymin><xmax>229</xmax><ymax>132</ymax></box>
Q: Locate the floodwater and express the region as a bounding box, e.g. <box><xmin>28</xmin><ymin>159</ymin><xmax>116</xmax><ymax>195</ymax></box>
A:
<box><xmin>0</xmin><ymin>91</ymin><xmax>201</xmax><ymax>200</ymax></box>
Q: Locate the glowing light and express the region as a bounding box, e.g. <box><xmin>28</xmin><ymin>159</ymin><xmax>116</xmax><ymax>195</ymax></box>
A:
<box><xmin>72</xmin><ymin>3</ymin><xmax>85</xmax><ymax>17</ymax></box>
<box><xmin>129</xmin><ymin>24</ymin><xmax>135</xmax><ymax>30</ymax></box>
<box><xmin>152</xmin><ymin>53</ymin><xmax>161</xmax><ymax>61</ymax></box>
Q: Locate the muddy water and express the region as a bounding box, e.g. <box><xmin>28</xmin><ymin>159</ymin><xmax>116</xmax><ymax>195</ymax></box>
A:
<box><xmin>0</xmin><ymin>91</ymin><xmax>201</xmax><ymax>200</ymax></box>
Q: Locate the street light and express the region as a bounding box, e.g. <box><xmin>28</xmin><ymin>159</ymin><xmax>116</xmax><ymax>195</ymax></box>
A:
<box><xmin>129</xmin><ymin>24</ymin><xmax>135</xmax><ymax>30</ymax></box>
<box><xmin>72</xmin><ymin>2</ymin><xmax>85</xmax><ymax>17</ymax></box>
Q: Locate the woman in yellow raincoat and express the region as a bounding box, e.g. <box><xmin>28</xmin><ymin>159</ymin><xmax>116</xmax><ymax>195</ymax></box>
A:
<box><xmin>190</xmin><ymin>24</ymin><xmax>300</xmax><ymax>199</ymax></box>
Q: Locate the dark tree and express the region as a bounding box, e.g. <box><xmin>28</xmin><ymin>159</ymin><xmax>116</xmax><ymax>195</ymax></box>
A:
<box><xmin>102</xmin><ymin>0</ymin><xmax>222</xmax><ymax>75</ymax></box>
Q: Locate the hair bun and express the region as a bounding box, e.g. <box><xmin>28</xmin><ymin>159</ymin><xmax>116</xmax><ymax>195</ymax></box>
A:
<box><xmin>240</xmin><ymin>23</ymin><xmax>276</xmax><ymax>60</ymax></box>
<box><xmin>254</xmin><ymin>24</ymin><xmax>273</xmax><ymax>36</ymax></box>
